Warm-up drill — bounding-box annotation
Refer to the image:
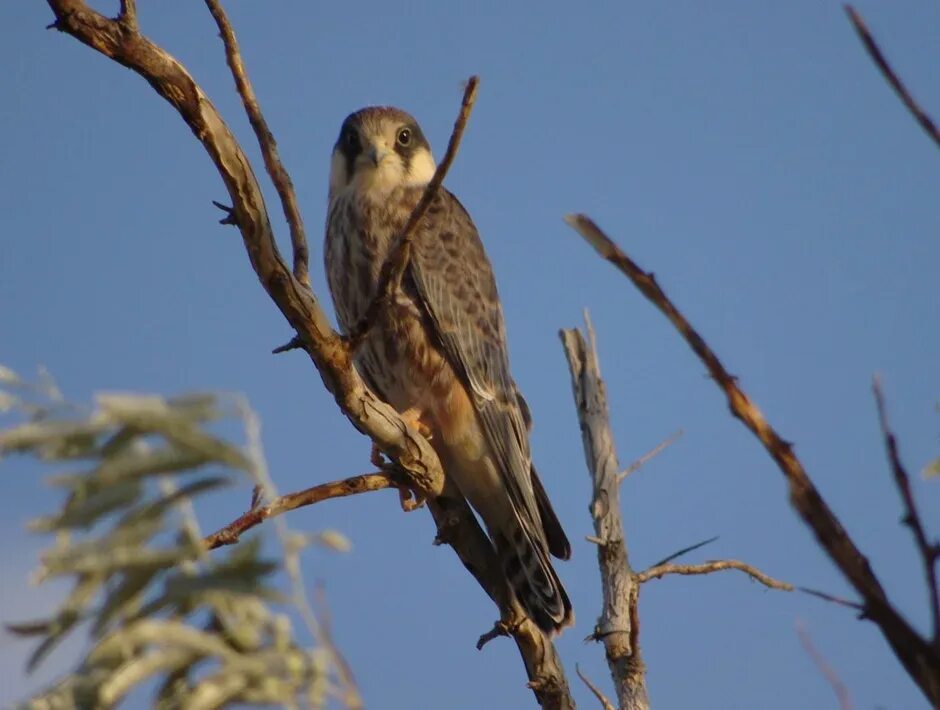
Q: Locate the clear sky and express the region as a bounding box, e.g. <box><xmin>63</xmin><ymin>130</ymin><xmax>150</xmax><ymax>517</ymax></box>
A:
<box><xmin>3</xmin><ymin>1</ymin><xmax>939</xmax><ymax>708</ymax></box>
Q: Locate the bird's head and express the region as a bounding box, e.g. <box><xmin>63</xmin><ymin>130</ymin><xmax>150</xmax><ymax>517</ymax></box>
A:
<box><xmin>329</xmin><ymin>106</ymin><xmax>436</xmax><ymax>200</ymax></box>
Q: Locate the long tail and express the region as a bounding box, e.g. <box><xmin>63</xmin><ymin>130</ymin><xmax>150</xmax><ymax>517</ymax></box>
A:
<box><xmin>497</xmin><ymin>520</ymin><xmax>573</xmax><ymax>635</ymax></box>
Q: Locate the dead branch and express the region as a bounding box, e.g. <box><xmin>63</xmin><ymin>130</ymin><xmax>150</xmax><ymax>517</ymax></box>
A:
<box><xmin>799</xmin><ymin>587</ymin><xmax>866</xmax><ymax>615</ymax></box>
<box><xmin>346</xmin><ymin>77</ymin><xmax>480</xmax><ymax>349</ymax></box>
<box><xmin>204</xmin><ymin>0</ymin><xmax>310</xmax><ymax>287</ymax></box>
<box><xmin>618</xmin><ymin>428</ymin><xmax>683</xmax><ymax>482</ymax></box>
<box><xmin>844</xmin><ymin>5</ymin><xmax>940</xmax><ymax>151</ymax></box>
<box><xmin>564</xmin><ymin>213</ymin><xmax>940</xmax><ymax>705</ymax></box>
<box><xmin>204</xmin><ymin>471</ymin><xmax>398</xmax><ymax>550</ymax></box>
<box><xmin>649</xmin><ymin>536</ymin><xmax>719</xmax><ymax>567</ymax></box>
<box><xmin>796</xmin><ymin>621</ymin><xmax>853</xmax><ymax>710</ymax></box>
<box><xmin>637</xmin><ymin>560</ymin><xmax>793</xmax><ymax>592</ymax></box>
<box><xmin>874</xmin><ymin>377</ymin><xmax>940</xmax><ymax>641</ymax></box>
<box><xmin>561</xmin><ymin>316</ymin><xmax>648</xmax><ymax>710</ymax></box>
<box><xmin>575</xmin><ymin>665</ymin><xmax>616</xmax><ymax>710</ymax></box>
<box><xmin>44</xmin><ymin>3</ymin><xmax>571</xmax><ymax>706</ymax></box>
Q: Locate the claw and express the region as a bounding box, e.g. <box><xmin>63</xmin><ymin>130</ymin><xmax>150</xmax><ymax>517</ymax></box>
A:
<box><xmin>398</xmin><ymin>487</ymin><xmax>426</xmax><ymax>512</ymax></box>
<box><xmin>400</xmin><ymin>407</ymin><xmax>433</xmax><ymax>440</ymax></box>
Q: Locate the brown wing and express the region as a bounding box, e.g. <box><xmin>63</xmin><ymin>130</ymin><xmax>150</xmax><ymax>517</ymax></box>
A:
<box><xmin>407</xmin><ymin>189</ymin><xmax>561</xmax><ymax>551</ymax></box>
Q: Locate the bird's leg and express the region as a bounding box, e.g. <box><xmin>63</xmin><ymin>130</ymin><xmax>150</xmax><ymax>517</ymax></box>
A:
<box><xmin>394</xmin><ymin>406</ymin><xmax>432</xmax><ymax>511</ymax></box>
<box><xmin>399</xmin><ymin>406</ymin><xmax>433</xmax><ymax>441</ymax></box>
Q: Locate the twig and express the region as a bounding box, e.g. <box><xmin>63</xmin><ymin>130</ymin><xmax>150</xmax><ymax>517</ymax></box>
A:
<box><xmin>118</xmin><ymin>0</ymin><xmax>137</xmax><ymax>30</ymax></box>
<box><xmin>272</xmin><ymin>335</ymin><xmax>304</xmax><ymax>354</ymax></box>
<box><xmin>561</xmin><ymin>317</ymin><xmax>649</xmax><ymax>710</ymax></box>
<box><xmin>346</xmin><ymin>77</ymin><xmax>480</xmax><ymax>349</ymax></box>
<box><xmin>564</xmin><ymin>213</ymin><xmax>940</xmax><ymax>705</ymax></box>
<box><xmin>204</xmin><ymin>0</ymin><xmax>311</xmax><ymax>287</ymax></box>
<box><xmin>575</xmin><ymin>665</ymin><xmax>616</xmax><ymax>710</ymax></box>
<box><xmin>476</xmin><ymin>620</ymin><xmax>512</xmax><ymax>651</ymax></box>
<box><xmin>637</xmin><ymin>560</ymin><xmax>793</xmax><ymax>591</ymax></box>
<box><xmin>650</xmin><ymin>535</ymin><xmax>719</xmax><ymax>568</ymax></box>
<box><xmin>844</xmin><ymin>5</ymin><xmax>940</xmax><ymax>151</ymax></box>
<box><xmin>796</xmin><ymin>621</ymin><xmax>853</xmax><ymax>710</ymax></box>
<box><xmin>618</xmin><ymin>429</ymin><xmax>683</xmax><ymax>483</ymax></box>
<box><xmin>873</xmin><ymin>376</ymin><xmax>940</xmax><ymax>641</ymax></box>
<box><xmin>799</xmin><ymin>587</ymin><xmax>866</xmax><ymax>615</ymax></box>
<box><xmin>204</xmin><ymin>472</ymin><xmax>398</xmax><ymax>550</ymax></box>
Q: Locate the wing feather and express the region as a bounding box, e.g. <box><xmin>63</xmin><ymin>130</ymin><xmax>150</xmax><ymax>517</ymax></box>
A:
<box><xmin>408</xmin><ymin>190</ymin><xmax>543</xmax><ymax>535</ymax></box>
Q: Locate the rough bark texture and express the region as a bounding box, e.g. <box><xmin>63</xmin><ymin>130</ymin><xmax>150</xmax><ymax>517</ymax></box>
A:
<box><xmin>44</xmin><ymin>2</ymin><xmax>572</xmax><ymax>706</ymax></box>
<box><xmin>565</xmin><ymin>213</ymin><xmax>940</xmax><ymax>708</ymax></box>
<box><xmin>561</xmin><ymin>325</ymin><xmax>649</xmax><ymax>710</ymax></box>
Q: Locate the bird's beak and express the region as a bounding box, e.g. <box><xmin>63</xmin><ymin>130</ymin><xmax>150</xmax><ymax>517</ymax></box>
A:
<box><xmin>367</xmin><ymin>144</ymin><xmax>392</xmax><ymax>167</ymax></box>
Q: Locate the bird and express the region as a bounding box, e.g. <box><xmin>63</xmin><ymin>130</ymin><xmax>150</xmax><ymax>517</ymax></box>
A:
<box><xmin>323</xmin><ymin>106</ymin><xmax>572</xmax><ymax>634</ymax></box>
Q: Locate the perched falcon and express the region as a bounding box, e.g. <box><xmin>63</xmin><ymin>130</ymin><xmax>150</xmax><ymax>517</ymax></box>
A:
<box><xmin>324</xmin><ymin>106</ymin><xmax>572</xmax><ymax>634</ymax></box>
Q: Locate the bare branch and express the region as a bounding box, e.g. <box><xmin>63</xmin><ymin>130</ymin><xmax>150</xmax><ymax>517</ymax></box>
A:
<box><xmin>346</xmin><ymin>77</ymin><xmax>480</xmax><ymax>349</ymax></box>
<box><xmin>618</xmin><ymin>429</ymin><xmax>683</xmax><ymax>483</ymax></box>
<box><xmin>564</xmin><ymin>213</ymin><xmax>940</xmax><ymax>704</ymax></box>
<box><xmin>204</xmin><ymin>471</ymin><xmax>399</xmax><ymax>550</ymax></box>
<box><xmin>44</xmin><ymin>4</ymin><xmax>571</xmax><ymax>705</ymax></box>
<box><xmin>844</xmin><ymin>5</ymin><xmax>940</xmax><ymax>150</ymax></box>
<box><xmin>873</xmin><ymin>376</ymin><xmax>940</xmax><ymax>640</ymax></box>
<box><xmin>575</xmin><ymin>665</ymin><xmax>616</xmax><ymax>710</ymax></box>
<box><xmin>800</xmin><ymin>587</ymin><xmax>866</xmax><ymax>615</ymax></box>
<box><xmin>637</xmin><ymin>560</ymin><xmax>793</xmax><ymax>592</ymax></box>
<box><xmin>118</xmin><ymin>0</ymin><xmax>136</xmax><ymax>29</ymax></box>
<box><xmin>561</xmin><ymin>316</ymin><xmax>649</xmax><ymax>710</ymax></box>
<box><xmin>650</xmin><ymin>535</ymin><xmax>719</xmax><ymax>568</ymax></box>
<box><xmin>204</xmin><ymin>0</ymin><xmax>311</xmax><ymax>287</ymax></box>
<box><xmin>796</xmin><ymin>621</ymin><xmax>853</xmax><ymax>710</ymax></box>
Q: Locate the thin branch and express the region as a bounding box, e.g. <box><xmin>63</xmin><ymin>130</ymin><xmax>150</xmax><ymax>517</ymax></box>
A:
<box><xmin>272</xmin><ymin>335</ymin><xmax>304</xmax><ymax>354</ymax></box>
<box><xmin>844</xmin><ymin>5</ymin><xmax>940</xmax><ymax>151</ymax></box>
<box><xmin>118</xmin><ymin>0</ymin><xmax>137</xmax><ymax>30</ymax></box>
<box><xmin>799</xmin><ymin>587</ymin><xmax>866</xmax><ymax>614</ymax></box>
<box><xmin>561</xmin><ymin>317</ymin><xmax>649</xmax><ymax>710</ymax></box>
<box><xmin>204</xmin><ymin>472</ymin><xmax>398</xmax><ymax>550</ymax></box>
<box><xmin>637</xmin><ymin>560</ymin><xmax>793</xmax><ymax>591</ymax></box>
<box><xmin>650</xmin><ymin>535</ymin><xmax>719</xmax><ymax>568</ymax></box>
<box><xmin>204</xmin><ymin>0</ymin><xmax>311</xmax><ymax>287</ymax></box>
<box><xmin>796</xmin><ymin>621</ymin><xmax>853</xmax><ymax>710</ymax></box>
<box><xmin>564</xmin><ymin>213</ymin><xmax>940</xmax><ymax>705</ymax></box>
<box><xmin>575</xmin><ymin>665</ymin><xmax>616</xmax><ymax>710</ymax></box>
<box><xmin>45</xmin><ymin>5</ymin><xmax>572</xmax><ymax>705</ymax></box>
<box><xmin>618</xmin><ymin>429</ymin><xmax>683</xmax><ymax>483</ymax></box>
<box><xmin>873</xmin><ymin>376</ymin><xmax>940</xmax><ymax>641</ymax></box>
<box><xmin>346</xmin><ymin>77</ymin><xmax>480</xmax><ymax>349</ymax></box>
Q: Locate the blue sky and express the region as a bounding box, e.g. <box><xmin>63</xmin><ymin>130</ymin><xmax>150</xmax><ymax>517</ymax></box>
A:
<box><xmin>3</xmin><ymin>1</ymin><xmax>940</xmax><ymax>707</ymax></box>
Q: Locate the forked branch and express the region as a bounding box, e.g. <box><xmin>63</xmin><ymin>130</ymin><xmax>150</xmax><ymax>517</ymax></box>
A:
<box><xmin>561</xmin><ymin>315</ymin><xmax>790</xmax><ymax>709</ymax></box>
<box><xmin>44</xmin><ymin>2</ymin><xmax>571</xmax><ymax>706</ymax></box>
<box><xmin>564</xmin><ymin>213</ymin><xmax>940</xmax><ymax>706</ymax></box>
<box><xmin>205</xmin><ymin>0</ymin><xmax>310</xmax><ymax>287</ymax></box>
<box><xmin>204</xmin><ymin>471</ymin><xmax>399</xmax><ymax>550</ymax></box>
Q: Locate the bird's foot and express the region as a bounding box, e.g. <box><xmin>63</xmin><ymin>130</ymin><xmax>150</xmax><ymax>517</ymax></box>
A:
<box><xmin>400</xmin><ymin>406</ymin><xmax>433</xmax><ymax>440</ymax></box>
<box><xmin>398</xmin><ymin>486</ymin><xmax>426</xmax><ymax>512</ymax></box>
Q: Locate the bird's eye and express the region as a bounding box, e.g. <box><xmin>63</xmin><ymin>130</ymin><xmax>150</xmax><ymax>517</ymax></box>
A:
<box><xmin>344</xmin><ymin>128</ymin><xmax>360</xmax><ymax>153</ymax></box>
<box><xmin>396</xmin><ymin>127</ymin><xmax>412</xmax><ymax>147</ymax></box>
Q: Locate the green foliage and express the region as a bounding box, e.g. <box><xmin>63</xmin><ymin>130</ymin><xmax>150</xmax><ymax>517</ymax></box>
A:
<box><xmin>0</xmin><ymin>367</ymin><xmax>359</xmax><ymax>709</ymax></box>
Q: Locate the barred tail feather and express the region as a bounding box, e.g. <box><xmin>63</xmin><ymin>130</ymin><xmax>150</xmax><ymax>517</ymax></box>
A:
<box><xmin>498</xmin><ymin>522</ymin><xmax>573</xmax><ymax>634</ymax></box>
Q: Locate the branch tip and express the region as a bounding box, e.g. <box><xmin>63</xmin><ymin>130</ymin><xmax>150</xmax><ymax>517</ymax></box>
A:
<box><xmin>272</xmin><ymin>335</ymin><xmax>304</xmax><ymax>355</ymax></box>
